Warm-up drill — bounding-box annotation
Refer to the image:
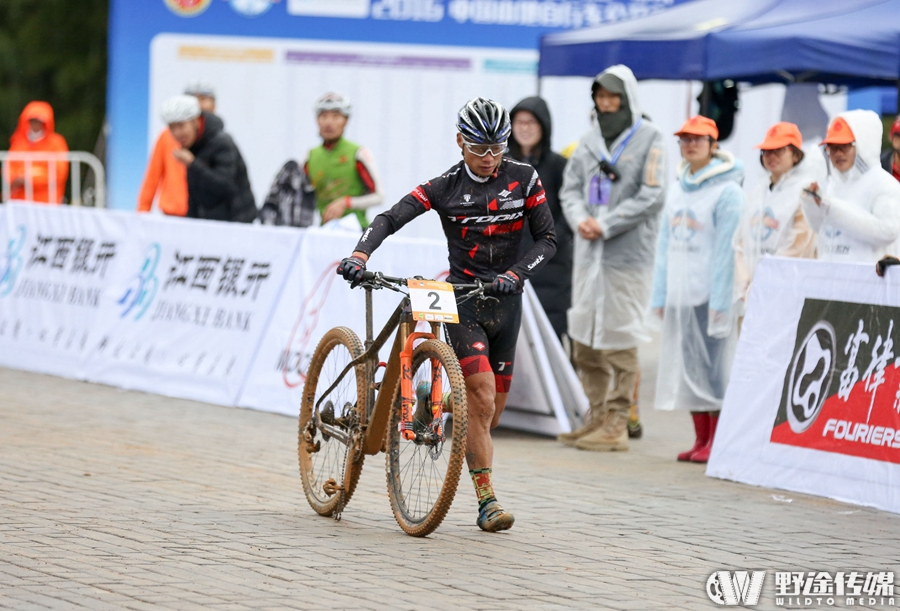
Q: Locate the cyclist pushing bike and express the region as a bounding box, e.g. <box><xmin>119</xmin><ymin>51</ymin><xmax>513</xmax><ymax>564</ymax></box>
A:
<box><xmin>338</xmin><ymin>97</ymin><xmax>557</xmax><ymax>532</ymax></box>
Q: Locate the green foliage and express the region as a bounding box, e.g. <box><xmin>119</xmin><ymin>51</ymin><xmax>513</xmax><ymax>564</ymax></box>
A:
<box><xmin>0</xmin><ymin>0</ymin><xmax>108</xmax><ymax>154</ymax></box>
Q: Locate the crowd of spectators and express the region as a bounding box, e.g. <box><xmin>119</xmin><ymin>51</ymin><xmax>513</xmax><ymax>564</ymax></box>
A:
<box><xmin>7</xmin><ymin>71</ymin><xmax>900</xmax><ymax>465</ymax></box>
<box><xmin>140</xmin><ymin>86</ymin><xmax>382</xmax><ymax>229</ymax></box>
<box><xmin>553</xmin><ymin>67</ymin><xmax>900</xmax><ymax>464</ymax></box>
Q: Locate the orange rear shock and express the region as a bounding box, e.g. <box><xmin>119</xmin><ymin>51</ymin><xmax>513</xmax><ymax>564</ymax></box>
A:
<box><xmin>399</xmin><ymin>332</ymin><xmax>435</xmax><ymax>441</ymax></box>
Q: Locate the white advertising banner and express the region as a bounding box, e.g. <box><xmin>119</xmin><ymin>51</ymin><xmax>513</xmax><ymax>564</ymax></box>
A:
<box><xmin>0</xmin><ymin>204</ymin><xmax>584</xmax><ymax>436</ymax></box>
<box><xmin>83</xmin><ymin>215</ymin><xmax>301</xmax><ymax>406</ymax></box>
<box><xmin>0</xmin><ymin>203</ymin><xmax>128</xmax><ymax>379</ymax></box>
<box><xmin>708</xmin><ymin>257</ymin><xmax>900</xmax><ymax>514</ymax></box>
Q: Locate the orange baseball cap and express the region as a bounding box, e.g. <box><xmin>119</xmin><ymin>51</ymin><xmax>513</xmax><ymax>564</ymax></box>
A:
<box><xmin>675</xmin><ymin>115</ymin><xmax>719</xmax><ymax>140</ymax></box>
<box><xmin>756</xmin><ymin>122</ymin><xmax>802</xmax><ymax>150</ymax></box>
<box><xmin>822</xmin><ymin>116</ymin><xmax>855</xmax><ymax>145</ymax></box>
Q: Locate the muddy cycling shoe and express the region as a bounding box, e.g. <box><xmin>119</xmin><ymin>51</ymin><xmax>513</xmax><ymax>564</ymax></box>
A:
<box><xmin>414</xmin><ymin>382</ymin><xmax>453</xmax><ymax>424</ymax></box>
<box><xmin>414</xmin><ymin>381</ymin><xmax>433</xmax><ymax>426</ymax></box>
<box><xmin>476</xmin><ymin>500</ymin><xmax>515</xmax><ymax>532</ymax></box>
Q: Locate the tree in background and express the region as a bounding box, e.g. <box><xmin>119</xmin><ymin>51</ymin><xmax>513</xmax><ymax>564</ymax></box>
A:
<box><xmin>0</xmin><ymin>0</ymin><xmax>108</xmax><ymax>156</ymax></box>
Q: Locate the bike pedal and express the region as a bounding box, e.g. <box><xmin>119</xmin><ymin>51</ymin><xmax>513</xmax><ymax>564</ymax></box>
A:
<box><xmin>322</xmin><ymin>478</ymin><xmax>344</xmax><ymax>496</ymax></box>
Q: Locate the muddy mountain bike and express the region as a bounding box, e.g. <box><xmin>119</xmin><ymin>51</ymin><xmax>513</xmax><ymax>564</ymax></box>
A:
<box><xmin>298</xmin><ymin>270</ymin><xmax>490</xmax><ymax>537</ymax></box>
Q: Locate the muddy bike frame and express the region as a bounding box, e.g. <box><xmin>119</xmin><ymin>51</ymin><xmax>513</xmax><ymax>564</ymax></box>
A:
<box><xmin>312</xmin><ymin>271</ymin><xmax>484</xmax><ymax>455</ymax></box>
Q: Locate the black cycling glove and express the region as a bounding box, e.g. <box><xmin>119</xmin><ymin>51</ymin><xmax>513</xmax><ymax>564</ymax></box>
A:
<box><xmin>877</xmin><ymin>256</ymin><xmax>900</xmax><ymax>277</ymax></box>
<box><xmin>492</xmin><ymin>271</ymin><xmax>520</xmax><ymax>295</ymax></box>
<box><xmin>337</xmin><ymin>256</ymin><xmax>367</xmax><ymax>287</ymax></box>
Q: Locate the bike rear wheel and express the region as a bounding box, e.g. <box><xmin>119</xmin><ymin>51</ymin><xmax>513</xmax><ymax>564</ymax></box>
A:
<box><xmin>386</xmin><ymin>339</ymin><xmax>468</xmax><ymax>537</ymax></box>
<box><xmin>299</xmin><ymin>326</ymin><xmax>366</xmax><ymax>517</ymax></box>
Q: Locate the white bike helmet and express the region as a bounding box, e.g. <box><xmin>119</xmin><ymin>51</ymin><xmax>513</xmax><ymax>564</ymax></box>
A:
<box><xmin>315</xmin><ymin>92</ymin><xmax>351</xmax><ymax>117</ymax></box>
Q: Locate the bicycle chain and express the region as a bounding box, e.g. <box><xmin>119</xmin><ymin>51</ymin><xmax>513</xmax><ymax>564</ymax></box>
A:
<box><xmin>333</xmin><ymin>409</ymin><xmax>362</xmax><ymax>522</ymax></box>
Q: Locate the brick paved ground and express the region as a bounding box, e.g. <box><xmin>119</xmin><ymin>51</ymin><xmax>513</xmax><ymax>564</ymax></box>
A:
<box><xmin>2</xmin><ymin>342</ymin><xmax>900</xmax><ymax>610</ymax></box>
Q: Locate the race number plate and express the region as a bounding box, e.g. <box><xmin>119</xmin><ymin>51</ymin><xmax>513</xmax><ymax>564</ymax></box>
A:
<box><xmin>407</xmin><ymin>279</ymin><xmax>459</xmax><ymax>324</ymax></box>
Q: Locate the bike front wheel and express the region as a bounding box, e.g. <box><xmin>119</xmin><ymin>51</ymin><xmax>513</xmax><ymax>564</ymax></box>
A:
<box><xmin>299</xmin><ymin>326</ymin><xmax>366</xmax><ymax>517</ymax></box>
<box><xmin>386</xmin><ymin>339</ymin><xmax>468</xmax><ymax>537</ymax></box>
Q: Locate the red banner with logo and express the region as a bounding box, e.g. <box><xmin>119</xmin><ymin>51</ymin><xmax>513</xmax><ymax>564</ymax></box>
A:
<box><xmin>770</xmin><ymin>299</ymin><xmax>900</xmax><ymax>464</ymax></box>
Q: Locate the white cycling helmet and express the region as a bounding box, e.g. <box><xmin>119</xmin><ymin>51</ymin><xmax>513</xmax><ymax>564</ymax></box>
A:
<box><xmin>315</xmin><ymin>92</ymin><xmax>351</xmax><ymax>117</ymax></box>
<box><xmin>161</xmin><ymin>95</ymin><xmax>201</xmax><ymax>124</ymax></box>
<box><xmin>184</xmin><ymin>79</ymin><xmax>216</xmax><ymax>99</ymax></box>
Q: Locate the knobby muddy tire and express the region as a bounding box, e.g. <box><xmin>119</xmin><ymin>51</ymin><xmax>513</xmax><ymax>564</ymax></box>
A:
<box><xmin>385</xmin><ymin>339</ymin><xmax>468</xmax><ymax>537</ymax></box>
<box><xmin>298</xmin><ymin>326</ymin><xmax>366</xmax><ymax>517</ymax></box>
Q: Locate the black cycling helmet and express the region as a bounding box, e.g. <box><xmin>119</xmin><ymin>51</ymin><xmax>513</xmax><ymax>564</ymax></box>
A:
<box><xmin>457</xmin><ymin>97</ymin><xmax>511</xmax><ymax>144</ymax></box>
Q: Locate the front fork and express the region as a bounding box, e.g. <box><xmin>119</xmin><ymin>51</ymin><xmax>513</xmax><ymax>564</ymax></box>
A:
<box><xmin>398</xmin><ymin>324</ymin><xmax>445</xmax><ymax>441</ymax></box>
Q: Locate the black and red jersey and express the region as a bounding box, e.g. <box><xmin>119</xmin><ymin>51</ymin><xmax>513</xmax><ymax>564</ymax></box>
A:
<box><xmin>354</xmin><ymin>158</ymin><xmax>557</xmax><ymax>286</ymax></box>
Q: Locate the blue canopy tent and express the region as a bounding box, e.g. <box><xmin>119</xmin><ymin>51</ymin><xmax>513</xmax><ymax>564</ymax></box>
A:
<box><xmin>539</xmin><ymin>0</ymin><xmax>900</xmax><ymax>90</ymax></box>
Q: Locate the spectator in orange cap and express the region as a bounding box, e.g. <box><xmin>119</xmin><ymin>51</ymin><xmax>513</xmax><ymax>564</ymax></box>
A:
<box><xmin>651</xmin><ymin>115</ymin><xmax>745</xmax><ymax>464</ymax></box>
<box><xmin>733</xmin><ymin>122</ymin><xmax>819</xmax><ymax>307</ymax></box>
<box><xmin>8</xmin><ymin>101</ymin><xmax>69</xmax><ymax>204</ymax></box>
<box><xmin>881</xmin><ymin>116</ymin><xmax>900</xmax><ymax>183</ymax></box>
<box><xmin>802</xmin><ymin>110</ymin><xmax>900</xmax><ymax>262</ymax></box>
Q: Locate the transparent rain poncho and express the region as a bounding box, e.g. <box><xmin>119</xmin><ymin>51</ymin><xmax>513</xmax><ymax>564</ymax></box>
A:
<box><xmin>733</xmin><ymin>159</ymin><xmax>820</xmax><ymax>307</ymax></box>
<box><xmin>651</xmin><ymin>152</ymin><xmax>745</xmax><ymax>411</ymax></box>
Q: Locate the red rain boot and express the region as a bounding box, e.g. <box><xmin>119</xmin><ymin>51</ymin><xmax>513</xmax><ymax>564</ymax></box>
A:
<box><xmin>677</xmin><ymin>412</ymin><xmax>709</xmax><ymax>462</ymax></box>
<box><xmin>690</xmin><ymin>412</ymin><xmax>719</xmax><ymax>463</ymax></box>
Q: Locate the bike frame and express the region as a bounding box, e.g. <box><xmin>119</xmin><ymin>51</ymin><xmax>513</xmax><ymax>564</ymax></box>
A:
<box><xmin>313</xmin><ymin>282</ymin><xmax>443</xmax><ymax>456</ymax></box>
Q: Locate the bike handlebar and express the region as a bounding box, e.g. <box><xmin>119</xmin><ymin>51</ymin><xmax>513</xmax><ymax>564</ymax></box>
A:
<box><xmin>359</xmin><ymin>271</ymin><xmax>486</xmax><ymax>293</ymax></box>
<box><xmin>360</xmin><ymin>270</ymin><xmax>405</xmax><ymax>285</ymax></box>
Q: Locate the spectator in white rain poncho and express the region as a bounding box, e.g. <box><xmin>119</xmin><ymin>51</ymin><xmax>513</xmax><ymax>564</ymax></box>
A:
<box><xmin>733</xmin><ymin>122</ymin><xmax>820</xmax><ymax>310</ymax></box>
<box><xmin>801</xmin><ymin>110</ymin><xmax>900</xmax><ymax>263</ymax></box>
<box><xmin>651</xmin><ymin>116</ymin><xmax>745</xmax><ymax>464</ymax></box>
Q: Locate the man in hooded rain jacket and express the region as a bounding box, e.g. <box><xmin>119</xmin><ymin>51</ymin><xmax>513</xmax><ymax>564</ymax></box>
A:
<box><xmin>558</xmin><ymin>65</ymin><xmax>667</xmax><ymax>453</ymax></box>
<box><xmin>8</xmin><ymin>101</ymin><xmax>69</xmax><ymax>204</ymax></box>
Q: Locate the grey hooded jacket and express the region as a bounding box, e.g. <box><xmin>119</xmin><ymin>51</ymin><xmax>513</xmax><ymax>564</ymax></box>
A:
<box><xmin>561</xmin><ymin>65</ymin><xmax>667</xmax><ymax>349</ymax></box>
<box><xmin>560</xmin><ymin>65</ymin><xmax>666</xmax><ymax>270</ymax></box>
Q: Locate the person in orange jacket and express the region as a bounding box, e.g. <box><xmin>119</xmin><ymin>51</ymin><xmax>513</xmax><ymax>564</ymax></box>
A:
<box><xmin>8</xmin><ymin>101</ymin><xmax>69</xmax><ymax>204</ymax></box>
<box><xmin>137</xmin><ymin>127</ymin><xmax>188</xmax><ymax>216</ymax></box>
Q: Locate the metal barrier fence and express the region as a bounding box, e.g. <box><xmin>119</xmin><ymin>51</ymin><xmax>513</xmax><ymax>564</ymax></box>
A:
<box><xmin>0</xmin><ymin>151</ymin><xmax>106</xmax><ymax>208</ymax></box>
